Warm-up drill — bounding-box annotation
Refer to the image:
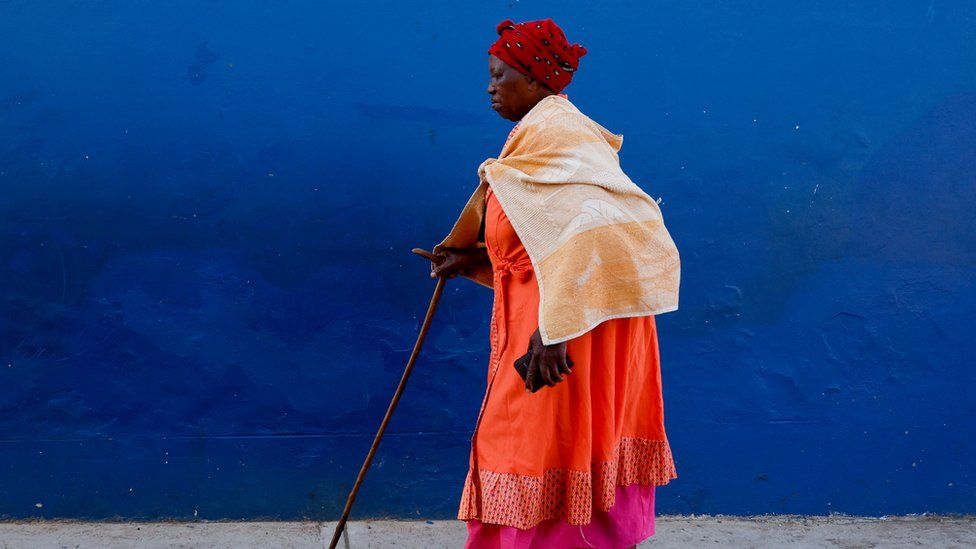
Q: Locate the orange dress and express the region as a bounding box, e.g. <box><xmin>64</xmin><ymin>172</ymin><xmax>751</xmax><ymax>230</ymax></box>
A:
<box><xmin>458</xmin><ymin>179</ymin><xmax>678</xmax><ymax>533</ymax></box>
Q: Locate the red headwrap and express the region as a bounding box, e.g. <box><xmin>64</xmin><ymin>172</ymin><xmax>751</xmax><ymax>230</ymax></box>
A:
<box><xmin>488</xmin><ymin>18</ymin><xmax>587</xmax><ymax>94</ymax></box>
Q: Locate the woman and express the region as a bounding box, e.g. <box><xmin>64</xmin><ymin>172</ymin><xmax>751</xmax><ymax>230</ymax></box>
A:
<box><xmin>431</xmin><ymin>18</ymin><xmax>681</xmax><ymax>549</ymax></box>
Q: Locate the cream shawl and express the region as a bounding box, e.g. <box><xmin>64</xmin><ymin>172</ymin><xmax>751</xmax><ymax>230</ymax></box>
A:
<box><xmin>434</xmin><ymin>94</ymin><xmax>680</xmax><ymax>345</ymax></box>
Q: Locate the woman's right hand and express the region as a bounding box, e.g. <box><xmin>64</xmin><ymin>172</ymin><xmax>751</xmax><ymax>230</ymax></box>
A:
<box><xmin>430</xmin><ymin>247</ymin><xmax>489</xmax><ymax>279</ymax></box>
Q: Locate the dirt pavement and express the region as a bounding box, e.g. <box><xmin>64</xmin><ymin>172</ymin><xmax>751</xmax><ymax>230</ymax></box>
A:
<box><xmin>0</xmin><ymin>514</ymin><xmax>973</xmax><ymax>548</ymax></box>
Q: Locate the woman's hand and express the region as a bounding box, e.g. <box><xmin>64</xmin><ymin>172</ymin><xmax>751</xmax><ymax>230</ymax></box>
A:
<box><xmin>524</xmin><ymin>328</ymin><xmax>573</xmax><ymax>392</ymax></box>
<box><xmin>430</xmin><ymin>247</ymin><xmax>490</xmax><ymax>279</ymax></box>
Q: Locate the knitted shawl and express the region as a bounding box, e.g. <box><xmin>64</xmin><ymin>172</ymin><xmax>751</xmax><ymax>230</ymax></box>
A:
<box><xmin>434</xmin><ymin>95</ymin><xmax>680</xmax><ymax>345</ymax></box>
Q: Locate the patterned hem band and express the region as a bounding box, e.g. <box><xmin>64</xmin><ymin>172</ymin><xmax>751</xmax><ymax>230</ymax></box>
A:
<box><xmin>458</xmin><ymin>436</ymin><xmax>677</xmax><ymax>529</ymax></box>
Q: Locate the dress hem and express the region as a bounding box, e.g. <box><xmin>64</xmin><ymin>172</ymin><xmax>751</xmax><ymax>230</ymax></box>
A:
<box><xmin>457</xmin><ymin>436</ymin><xmax>676</xmax><ymax>530</ymax></box>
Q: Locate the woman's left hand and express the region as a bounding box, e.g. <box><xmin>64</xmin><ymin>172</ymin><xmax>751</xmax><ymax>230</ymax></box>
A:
<box><xmin>524</xmin><ymin>328</ymin><xmax>573</xmax><ymax>392</ymax></box>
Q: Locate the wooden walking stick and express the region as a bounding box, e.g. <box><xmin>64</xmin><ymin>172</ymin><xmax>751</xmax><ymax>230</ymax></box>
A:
<box><xmin>328</xmin><ymin>247</ymin><xmax>446</xmax><ymax>549</ymax></box>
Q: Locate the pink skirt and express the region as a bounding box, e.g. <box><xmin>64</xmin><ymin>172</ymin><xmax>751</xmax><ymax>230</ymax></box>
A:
<box><xmin>463</xmin><ymin>483</ymin><xmax>655</xmax><ymax>549</ymax></box>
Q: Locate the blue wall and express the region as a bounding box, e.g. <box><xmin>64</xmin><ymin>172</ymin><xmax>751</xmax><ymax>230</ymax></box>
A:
<box><xmin>1</xmin><ymin>1</ymin><xmax>974</xmax><ymax>520</ymax></box>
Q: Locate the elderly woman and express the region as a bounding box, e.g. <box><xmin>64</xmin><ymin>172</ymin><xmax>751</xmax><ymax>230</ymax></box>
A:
<box><xmin>430</xmin><ymin>18</ymin><xmax>681</xmax><ymax>549</ymax></box>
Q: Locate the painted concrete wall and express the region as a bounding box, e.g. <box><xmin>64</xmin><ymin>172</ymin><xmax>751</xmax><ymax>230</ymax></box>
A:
<box><xmin>1</xmin><ymin>1</ymin><xmax>973</xmax><ymax>520</ymax></box>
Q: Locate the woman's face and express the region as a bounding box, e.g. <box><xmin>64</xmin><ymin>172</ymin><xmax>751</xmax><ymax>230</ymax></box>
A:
<box><xmin>487</xmin><ymin>54</ymin><xmax>548</xmax><ymax>121</ymax></box>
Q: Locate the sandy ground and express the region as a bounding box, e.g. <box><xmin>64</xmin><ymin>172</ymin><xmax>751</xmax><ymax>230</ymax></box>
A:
<box><xmin>0</xmin><ymin>515</ymin><xmax>974</xmax><ymax>548</ymax></box>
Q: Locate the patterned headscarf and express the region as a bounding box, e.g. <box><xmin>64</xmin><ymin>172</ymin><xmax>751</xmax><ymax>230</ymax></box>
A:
<box><xmin>488</xmin><ymin>18</ymin><xmax>587</xmax><ymax>94</ymax></box>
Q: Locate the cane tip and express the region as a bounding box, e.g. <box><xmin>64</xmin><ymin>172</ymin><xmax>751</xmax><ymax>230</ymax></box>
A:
<box><xmin>412</xmin><ymin>248</ymin><xmax>436</xmax><ymax>261</ymax></box>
